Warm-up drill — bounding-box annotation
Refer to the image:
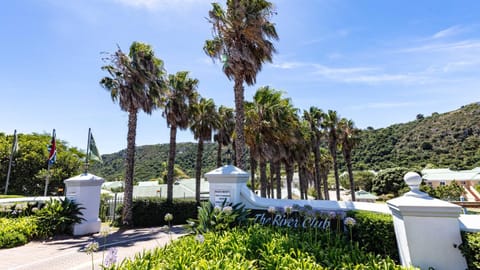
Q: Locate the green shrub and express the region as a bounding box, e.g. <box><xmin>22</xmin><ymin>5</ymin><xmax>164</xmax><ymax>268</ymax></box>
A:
<box><xmin>131</xmin><ymin>198</ymin><xmax>197</xmax><ymax>227</ymax></box>
<box><xmin>0</xmin><ymin>217</ymin><xmax>38</xmax><ymax>248</ymax></box>
<box><xmin>348</xmin><ymin>210</ymin><xmax>399</xmax><ymax>262</ymax></box>
<box><xmin>108</xmin><ymin>224</ymin><xmax>410</xmax><ymax>270</ymax></box>
<box><xmin>459</xmin><ymin>231</ymin><xmax>480</xmax><ymax>270</ymax></box>
<box><xmin>187</xmin><ymin>201</ymin><xmax>250</xmax><ymax>234</ymax></box>
<box><xmin>35</xmin><ymin>198</ymin><xmax>85</xmax><ymax>238</ymax></box>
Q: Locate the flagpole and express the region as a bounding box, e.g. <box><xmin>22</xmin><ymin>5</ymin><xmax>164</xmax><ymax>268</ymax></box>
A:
<box><xmin>44</xmin><ymin>129</ymin><xmax>55</xmax><ymax>197</ymax></box>
<box><xmin>4</xmin><ymin>130</ymin><xmax>17</xmax><ymax>195</ymax></box>
<box><xmin>85</xmin><ymin>128</ymin><xmax>91</xmax><ymax>174</ymax></box>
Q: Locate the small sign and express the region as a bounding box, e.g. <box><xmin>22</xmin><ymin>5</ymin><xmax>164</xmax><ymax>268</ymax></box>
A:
<box><xmin>214</xmin><ymin>189</ymin><xmax>231</xmax><ymax>204</ymax></box>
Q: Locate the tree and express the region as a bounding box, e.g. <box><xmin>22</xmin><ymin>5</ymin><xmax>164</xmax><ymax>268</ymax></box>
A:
<box><xmin>162</xmin><ymin>71</ymin><xmax>199</xmax><ymax>203</ymax></box>
<box><xmin>100</xmin><ymin>42</ymin><xmax>166</xmax><ymax>226</ymax></box>
<box><xmin>190</xmin><ymin>98</ymin><xmax>219</xmax><ymax>203</ymax></box>
<box><xmin>213</xmin><ymin>106</ymin><xmax>235</xmax><ymax>167</ymax></box>
<box><xmin>204</xmin><ymin>0</ymin><xmax>278</xmax><ymax>169</ymax></box>
<box><xmin>339</xmin><ymin>118</ymin><xmax>361</xmax><ymax>201</ymax></box>
<box><xmin>371</xmin><ymin>167</ymin><xmax>410</xmax><ymax>197</ymax></box>
<box><xmin>323</xmin><ymin>110</ymin><xmax>341</xmax><ymax>200</ymax></box>
<box><xmin>0</xmin><ymin>133</ymin><xmax>83</xmax><ymax>196</ymax></box>
<box><xmin>303</xmin><ymin>107</ymin><xmax>325</xmax><ymax>199</ymax></box>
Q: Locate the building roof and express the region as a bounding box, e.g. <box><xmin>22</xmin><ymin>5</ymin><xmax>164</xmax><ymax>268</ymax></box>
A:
<box><xmin>355</xmin><ymin>190</ymin><xmax>378</xmax><ymax>200</ymax></box>
<box><xmin>421</xmin><ymin>168</ymin><xmax>480</xmax><ymax>181</ymax></box>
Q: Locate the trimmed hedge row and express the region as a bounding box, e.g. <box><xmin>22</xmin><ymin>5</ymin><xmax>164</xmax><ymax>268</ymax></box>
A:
<box><xmin>348</xmin><ymin>210</ymin><xmax>399</xmax><ymax>262</ymax></box>
<box><xmin>460</xmin><ymin>231</ymin><xmax>480</xmax><ymax>270</ymax></box>
<box><xmin>132</xmin><ymin>198</ymin><xmax>198</xmax><ymax>227</ymax></box>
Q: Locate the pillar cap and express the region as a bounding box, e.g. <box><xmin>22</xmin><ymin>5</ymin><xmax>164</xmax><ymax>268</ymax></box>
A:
<box><xmin>403</xmin><ymin>172</ymin><xmax>428</xmax><ymax>198</ymax></box>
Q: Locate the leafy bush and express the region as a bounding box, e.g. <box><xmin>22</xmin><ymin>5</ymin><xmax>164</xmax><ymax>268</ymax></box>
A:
<box><xmin>131</xmin><ymin>198</ymin><xmax>197</xmax><ymax>227</ymax></box>
<box><xmin>108</xmin><ymin>224</ymin><xmax>410</xmax><ymax>269</ymax></box>
<box><xmin>459</xmin><ymin>231</ymin><xmax>480</xmax><ymax>270</ymax></box>
<box><xmin>187</xmin><ymin>201</ymin><xmax>250</xmax><ymax>234</ymax></box>
<box><xmin>0</xmin><ymin>217</ymin><xmax>38</xmax><ymax>248</ymax></box>
<box><xmin>348</xmin><ymin>210</ymin><xmax>399</xmax><ymax>262</ymax></box>
<box><xmin>35</xmin><ymin>198</ymin><xmax>85</xmax><ymax>238</ymax></box>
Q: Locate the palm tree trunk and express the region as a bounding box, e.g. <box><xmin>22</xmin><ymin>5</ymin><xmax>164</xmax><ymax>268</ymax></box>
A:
<box><xmin>275</xmin><ymin>161</ymin><xmax>281</xmax><ymax>199</ymax></box>
<box><xmin>285</xmin><ymin>162</ymin><xmax>293</xmax><ymax>199</ymax></box>
<box><xmin>269</xmin><ymin>160</ymin><xmax>275</xmax><ymax>198</ymax></box>
<box><xmin>259</xmin><ymin>160</ymin><xmax>267</xmax><ymax>197</ymax></box>
<box><xmin>332</xmin><ymin>150</ymin><xmax>340</xmax><ymax>201</ymax></box>
<box><xmin>233</xmin><ymin>78</ymin><xmax>246</xmax><ymax>169</ymax></box>
<box><xmin>322</xmin><ymin>173</ymin><xmax>330</xmax><ymax>200</ymax></box>
<box><xmin>195</xmin><ymin>139</ymin><xmax>204</xmax><ymax>203</ymax></box>
<box><xmin>123</xmin><ymin>108</ymin><xmax>137</xmax><ymax>226</ymax></box>
<box><xmin>299</xmin><ymin>166</ymin><xmax>306</xmax><ymax>200</ymax></box>
<box><xmin>216</xmin><ymin>142</ymin><xmax>222</xmax><ymax>167</ymax></box>
<box><xmin>250</xmin><ymin>153</ymin><xmax>256</xmax><ymax>191</ymax></box>
<box><xmin>167</xmin><ymin>125</ymin><xmax>177</xmax><ymax>204</ymax></box>
<box><xmin>313</xmin><ymin>143</ymin><xmax>323</xmax><ymax>200</ymax></box>
<box><xmin>346</xmin><ymin>154</ymin><xmax>356</xmax><ymax>201</ymax></box>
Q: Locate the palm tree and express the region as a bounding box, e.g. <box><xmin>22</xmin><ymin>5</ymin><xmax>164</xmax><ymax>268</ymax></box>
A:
<box><xmin>323</xmin><ymin>110</ymin><xmax>341</xmax><ymax>201</ymax></box>
<box><xmin>162</xmin><ymin>71</ymin><xmax>199</xmax><ymax>204</ymax></box>
<box><xmin>303</xmin><ymin>107</ymin><xmax>325</xmax><ymax>200</ymax></box>
<box><xmin>190</xmin><ymin>97</ymin><xmax>219</xmax><ymax>203</ymax></box>
<box><xmin>204</xmin><ymin>0</ymin><xmax>278</xmax><ymax>169</ymax></box>
<box><xmin>339</xmin><ymin>118</ymin><xmax>361</xmax><ymax>201</ymax></box>
<box><xmin>213</xmin><ymin>106</ymin><xmax>235</xmax><ymax>167</ymax></box>
<box><xmin>100</xmin><ymin>42</ymin><xmax>166</xmax><ymax>226</ymax></box>
<box><xmin>245</xmin><ymin>86</ymin><xmax>298</xmax><ymax>198</ymax></box>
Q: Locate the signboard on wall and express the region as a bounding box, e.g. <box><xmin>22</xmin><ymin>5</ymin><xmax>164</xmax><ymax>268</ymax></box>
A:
<box><xmin>214</xmin><ymin>189</ymin><xmax>231</xmax><ymax>204</ymax></box>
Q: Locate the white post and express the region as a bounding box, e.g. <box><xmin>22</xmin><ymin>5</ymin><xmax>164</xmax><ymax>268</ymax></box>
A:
<box><xmin>387</xmin><ymin>172</ymin><xmax>467</xmax><ymax>270</ymax></box>
<box><xmin>204</xmin><ymin>165</ymin><xmax>249</xmax><ymax>206</ymax></box>
<box><xmin>64</xmin><ymin>173</ymin><xmax>104</xmax><ymax>235</ymax></box>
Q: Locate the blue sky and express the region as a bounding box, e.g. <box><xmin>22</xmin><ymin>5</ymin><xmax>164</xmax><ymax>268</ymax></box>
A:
<box><xmin>1</xmin><ymin>0</ymin><xmax>479</xmax><ymax>154</ymax></box>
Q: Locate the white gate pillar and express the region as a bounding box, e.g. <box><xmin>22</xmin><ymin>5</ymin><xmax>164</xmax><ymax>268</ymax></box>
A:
<box><xmin>64</xmin><ymin>173</ymin><xmax>104</xmax><ymax>236</ymax></box>
<box><xmin>387</xmin><ymin>172</ymin><xmax>467</xmax><ymax>270</ymax></box>
<box><xmin>204</xmin><ymin>165</ymin><xmax>249</xmax><ymax>206</ymax></box>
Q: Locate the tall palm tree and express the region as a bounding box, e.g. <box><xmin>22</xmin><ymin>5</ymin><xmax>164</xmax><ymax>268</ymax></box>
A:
<box><xmin>303</xmin><ymin>107</ymin><xmax>325</xmax><ymax>200</ymax></box>
<box><xmin>323</xmin><ymin>110</ymin><xmax>341</xmax><ymax>201</ymax></box>
<box><xmin>204</xmin><ymin>0</ymin><xmax>278</xmax><ymax>169</ymax></box>
<box><xmin>213</xmin><ymin>105</ymin><xmax>235</xmax><ymax>167</ymax></box>
<box><xmin>100</xmin><ymin>42</ymin><xmax>166</xmax><ymax>226</ymax></box>
<box><xmin>162</xmin><ymin>71</ymin><xmax>199</xmax><ymax>204</ymax></box>
<box><xmin>339</xmin><ymin>118</ymin><xmax>361</xmax><ymax>201</ymax></box>
<box><xmin>190</xmin><ymin>97</ymin><xmax>219</xmax><ymax>203</ymax></box>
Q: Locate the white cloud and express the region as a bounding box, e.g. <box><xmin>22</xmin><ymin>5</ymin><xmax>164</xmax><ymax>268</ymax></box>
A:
<box><xmin>432</xmin><ymin>25</ymin><xmax>466</xmax><ymax>39</ymax></box>
<box><xmin>401</xmin><ymin>40</ymin><xmax>480</xmax><ymax>53</ymax></box>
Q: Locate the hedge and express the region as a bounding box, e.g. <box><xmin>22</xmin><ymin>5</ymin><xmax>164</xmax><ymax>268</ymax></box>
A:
<box><xmin>460</xmin><ymin>231</ymin><xmax>480</xmax><ymax>270</ymax></box>
<box><xmin>132</xmin><ymin>198</ymin><xmax>198</xmax><ymax>227</ymax></box>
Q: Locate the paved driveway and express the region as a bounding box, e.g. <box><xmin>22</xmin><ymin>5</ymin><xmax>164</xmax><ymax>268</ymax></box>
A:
<box><xmin>0</xmin><ymin>226</ymin><xmax>185</xmax><ymax>270</ymax></box>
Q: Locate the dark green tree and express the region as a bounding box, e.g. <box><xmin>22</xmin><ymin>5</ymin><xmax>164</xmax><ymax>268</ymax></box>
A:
<box><xmin>371</xmin><ymin>167</ymin><xmax>410</xmax><ymax>197</ymax></box>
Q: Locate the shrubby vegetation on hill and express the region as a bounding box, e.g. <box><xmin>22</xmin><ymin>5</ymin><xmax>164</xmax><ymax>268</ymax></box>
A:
<box><xmin>352</xmin><ymin>102</ymin><xmax>480</xmax><ymax>171</ymax></box>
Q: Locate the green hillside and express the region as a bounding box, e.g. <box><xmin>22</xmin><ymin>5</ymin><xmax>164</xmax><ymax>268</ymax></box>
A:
<box><xmin>90</xmin><ymin>142</ymin><xmax>219</xmax><ymax>182</ymax></box>
<box><xmin>352</xmin><ymin>102</ymin><xmax>480</xmax><ymax>170</ymax></box>
<box><xmin>91</xmin><ymin>103</ymin><xmax>480</xmax><ymax>181</ymax></box>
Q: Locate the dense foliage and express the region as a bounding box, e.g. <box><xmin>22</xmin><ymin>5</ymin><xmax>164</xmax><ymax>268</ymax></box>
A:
<box><xmin>107</xmin><ymin>224</ymin><xmax>408</xmax><ymax>270</ymax></box>
<box><xmin>130</xmin><ymin>198</ymin><xmax>198</xmax><ymax>227</ymax></box>
<box><xmin>460</xmin><ymin>231</ymin><xmax>480</xmax><ymax>270</ymax></box>
<box><xmin>348</xmin><ymin>211</ymin><xmax>399</xmax><ymax>262</ymax></box>
<box><xmin>0</xmin><ymin>133</ymin><xmax>83</xmax><ymax>195</ymax></box>
<box><xmin>352</xmin><ymin>103</ymin><xmax>480</xmax><ymax>171</ymax></box>
<box><xmin>371</xmin><ymin>167</ymin><xmax>411</xmax><ymax>196</ymax></box>
<box><xmin>0</xmin><ymin>198</ymin><xmax>84</xmax><ymax>248</ymax></box>
<box><xmin>188</xmin><ymin>201</ymin><xmax>249</xmax><ymax>234</ymax></box>
<box><xmin>420</xmin><ymin>181</ymin><xmax>464</xmax><ymax>201</ymax></box>
<box><xmin>0</xmin><ymin>217</ymin><xmax>38</xmax><ymax>248</ymax></box>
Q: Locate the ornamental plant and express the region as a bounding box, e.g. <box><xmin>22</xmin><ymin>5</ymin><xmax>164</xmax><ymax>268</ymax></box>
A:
<box><xmin>187</xmin><ymin>200</ymin><xmax>249</xmax><ymax>234</ymax></box>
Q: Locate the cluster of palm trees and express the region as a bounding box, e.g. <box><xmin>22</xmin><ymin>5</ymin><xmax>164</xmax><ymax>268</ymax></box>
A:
<box><xmin>99</xmin><ymin>0</ymin><xmax>360</xmax><ymax>226</ymax></box>
<box><xmin>100</xmin><ymin>43</ymin><xmax>223</xmax><ymax>225</ymax></box>
<box><xmin>243</xmin><ymin>87</ymin><xmax>361</xmax><ymax>202</ymax></box>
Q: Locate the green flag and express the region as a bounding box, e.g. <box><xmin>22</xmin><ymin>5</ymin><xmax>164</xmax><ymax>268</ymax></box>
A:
<box><xmin>89</xmin><ymin>133</ymin><xmax>102</xmax><ymax>163</ymax></box>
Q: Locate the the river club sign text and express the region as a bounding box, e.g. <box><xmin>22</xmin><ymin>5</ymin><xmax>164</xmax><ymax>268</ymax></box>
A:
<box><xmin>253</xmin><ymin>212</ymin><xmax>332</xmax><ymax>229</ymax></box>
